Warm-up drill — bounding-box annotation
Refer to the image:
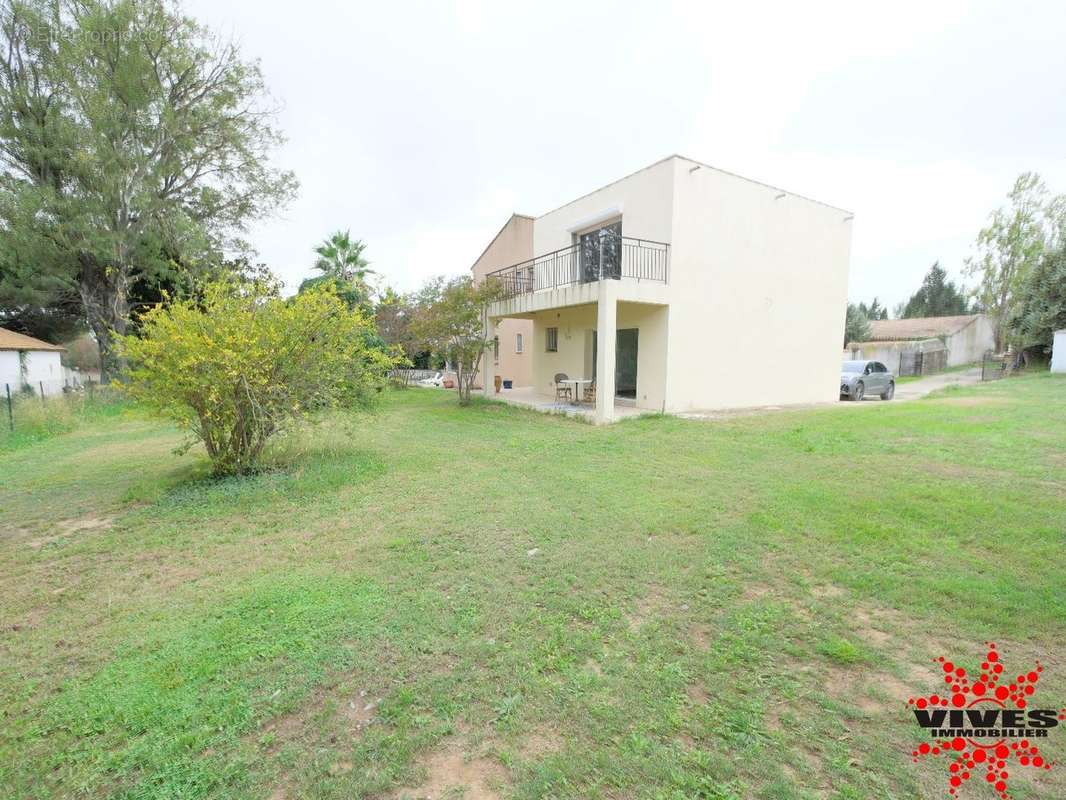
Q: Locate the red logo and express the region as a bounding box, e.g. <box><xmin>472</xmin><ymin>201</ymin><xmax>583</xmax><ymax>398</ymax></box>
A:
<box><xmin>907</xmin><ymin>642</ymin><xmax>1065</xmax><ymax>798</ymax></box>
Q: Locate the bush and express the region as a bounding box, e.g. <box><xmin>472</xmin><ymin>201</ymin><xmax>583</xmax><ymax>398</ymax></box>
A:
<box><xmin>119</xmin><ymin>280</ymin><xmax>397</xmax><ymax>476</ymax></box>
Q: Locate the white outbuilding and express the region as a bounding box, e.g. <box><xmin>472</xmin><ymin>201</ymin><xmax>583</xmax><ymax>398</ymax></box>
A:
<box><xmin>0</xmin><ymin>327</ymin><xmax>67</xmax><ymax>397</ymax></box>
<box><xmin>1052</xmin><ymin>329</ymin><xmax>1066</xmax><ymax>374</ymax></box>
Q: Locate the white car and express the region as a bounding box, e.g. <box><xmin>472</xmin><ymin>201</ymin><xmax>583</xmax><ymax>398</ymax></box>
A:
<box><xmin>416</xmin><ymin>372</ymin><xmax>444</xmax><ymax>388</ymax></box>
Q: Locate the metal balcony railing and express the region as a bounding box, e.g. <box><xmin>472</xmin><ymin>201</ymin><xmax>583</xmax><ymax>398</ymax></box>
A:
<box><xmin>485</xmin><ymin>236</ymin><xmax>669</xmax><ymax>298</ymax></box>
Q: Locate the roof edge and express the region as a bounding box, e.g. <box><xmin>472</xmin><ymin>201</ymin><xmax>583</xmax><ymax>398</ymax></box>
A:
<box><xmin>673</xmin><ymin>154</ymin><xmax>854</xmax><ymax>215</ymax></box>
<box><xmin>469</xmin><ymin>213</ymin><xmax>535</xmax><ymax>274</ymax></box>
<box><xmin>0</xmin><ymin>327</ymin><xmax>67</xmax><ymax>352</ymax></box>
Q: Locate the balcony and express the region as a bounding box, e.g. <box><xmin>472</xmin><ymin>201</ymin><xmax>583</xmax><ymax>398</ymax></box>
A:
<box><xmin>485</xmin><ymin>236</ymin><xmax>669</xmax><ymax>298</ymax></box>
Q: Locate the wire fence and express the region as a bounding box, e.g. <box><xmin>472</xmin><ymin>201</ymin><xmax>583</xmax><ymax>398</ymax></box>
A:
<box><xmin>2</xmin><ymin>379</ymin><xmax>108</xmax><ymax>437</ymax></box>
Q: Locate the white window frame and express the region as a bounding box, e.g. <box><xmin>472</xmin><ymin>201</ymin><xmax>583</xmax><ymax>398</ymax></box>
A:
<box><xmin>515</xmin><ymin>332</ymin><xmax>523</xmax><ymax>354</ymax></box>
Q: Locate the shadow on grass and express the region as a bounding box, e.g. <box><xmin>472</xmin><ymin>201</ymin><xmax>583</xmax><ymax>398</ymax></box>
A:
<box><xmin>120</xmin><ymin>411</ymin><xmax>388</xmax><ymax>519</ymax></box>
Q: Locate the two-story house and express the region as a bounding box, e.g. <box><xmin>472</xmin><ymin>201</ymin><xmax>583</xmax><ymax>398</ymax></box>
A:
<box><xmin>473</xmin><ymin>155</ymin><xmax>853</xmax><ymax>423</ymax></box>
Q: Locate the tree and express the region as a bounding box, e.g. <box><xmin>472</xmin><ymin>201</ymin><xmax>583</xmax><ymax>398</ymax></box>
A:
<box><xmin>298</xmin><ymin>231</ymin><xmax>376</xmax><ymax>310</ymax></box>
<box><xmin>899</xmin><ymin>263</ymin><xmax>971</xmax><ymax>319</ymax></box>
<box><xmin>61</xmin><ymin>333</ymin><xmax>101</xmax><ymax>373</ymax></box>
<box><xmin>375</xmin><ymin>286</ymin><xmax>420</xmax><ymax>360</ymax></box>
<box><xmin>410</xmin><ymin>275</ymin><xmax>505</xmax><ymax>405</ymax></box>
<box><xmin>1009</xmin><ymin>246</ymin><xmax>1066</xmax><ymax>357</ymax></box>
<box><xmin>0</xmin><ymin>0</ymin><xmax>297</xmax><ymax>380</ymax></box>
<box><xmin>118</xmin><ymin>279</ymin><xmax>396</xmax><ymax>476</ymax></box>
<box><xmin>964</xmin><ymin>173</ymin><xmax>1065</xmax><ymax>350</ymax></box>
<box><xmin>858</xmin><ymin>297</ymin><xmax>889</xmax><ymax>321</ymax></box>
<box><xmin>843</xmin><ymin>303</ymin><xmax>871</xmax><ymax>347</ymax></box>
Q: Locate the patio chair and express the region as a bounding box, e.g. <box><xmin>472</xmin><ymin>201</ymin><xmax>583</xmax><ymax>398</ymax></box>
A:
<box><xmin>583</xmin><ymin>378</ymin><xmax>596</xmax><ymax>405</ymax></box>
<box><xmin>554</xmin><ymin>372</ymin><xmax>572</xmax><ymax>403</ymax></box>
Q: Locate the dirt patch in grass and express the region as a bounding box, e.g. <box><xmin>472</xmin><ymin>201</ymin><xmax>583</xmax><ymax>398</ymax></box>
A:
<box><xmin>515</xmin><ymin>725</ymin><xmax>562</xmax><ymax>758</ymax></box>
<box><xmin>689</xmin><ymin>622</ymin><xmax>711</xmax><ymax>651</ymax></box>
<box><xmin>27</xmin><ymin>512</ymin><xmax>115</xmax><ymax>549</ymax></box>
<box><xmin>810</xmin><ymin>583</ymin><xmax>845</xmax><ymax>599</ymax></box>
<box><xmin>626</xmin><ymin>583</ymin><xmax>668</xmax><ymax>630</ymax></box>
<box><xmin>742</xmin><ymin>582</ymin><xmax>773</xmax><ymax>601</ymax></box>
<box><xmin>388</xmin><ymin>737</ymin><xmax>507</xmax><ymax>800</ymax></box>
<box><xmin>685</xmin><ymin>683</ymin><xmax>709</xmax><ymax>704</ymax></box>
<box><xmin>853</xmin><ymin>609</ymin><xmax>893</xmax><ymax>647</ymax></box>
<box><xmin>256</xmin><ymin>684</ymin><xmax>382</xmax><ymax>755</ymax></box>
<box><xmin>823</xmin><ymin>662</ymin><xmax>914</xmax><ymax>716</ymax></box>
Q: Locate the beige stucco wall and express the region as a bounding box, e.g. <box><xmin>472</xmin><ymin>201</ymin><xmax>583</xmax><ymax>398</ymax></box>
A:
<box><xmin>945</xmin><ymin>315</ymin><xmax>995</xmax><ymax>366</ymax></box>
<box><xmin>471</xmin><ymin>214</ymin><xmax>534</xmax><ymax>387</ymax></box>
<box><xmin>484</xmin><ymin>155</ymin><xmax>853</xmax><ymax>415</ymax></box>
<box><xmin>527</xmin><ymin>301</ymin><xmax>669</xmax><ymax>411</ymax></box>
<box><xmin>533</xmin><ymin>159</ymin><xmax>675</xmax><ymax>256</ymax></box>
<box><xmin>663</xmin><ymin>157</ymin><xmax>852</xmax><ymax>411</ymax></box>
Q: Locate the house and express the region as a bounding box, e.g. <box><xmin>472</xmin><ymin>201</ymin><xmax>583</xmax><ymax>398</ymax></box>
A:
<box><xmin>0</xmin><ymin>328</ymin><xmax>67</xmax><ymax>396</ymax></box>
<box><xmin>845</xmin><ymin>338</ymin><xmax>948</xmax><ymax>377</ymax></box>
<box><xmin>474</xmin><ymin>155</ymin><xmax>853</xmax><ymax>423</ymax></box>
<box><xmin>850</xmin><ymin>314</ymin><xmax>995</xmax><ymax>369</ymax></box>
<box><xmin>470</xmin><ymin>214</ymin><xmax>534</xmax><ymax>388</ymax></box>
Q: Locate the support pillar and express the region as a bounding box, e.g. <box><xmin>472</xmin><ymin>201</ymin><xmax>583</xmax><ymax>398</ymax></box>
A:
<box><xmin>482</xmin><ymin>315</ymin><xmax>497</xmax><ymax>398</ymax></box>
<box><xmin>595</xmin><ymin>280</ymin><xmax>617</xmax><ymax>423</ymax></box>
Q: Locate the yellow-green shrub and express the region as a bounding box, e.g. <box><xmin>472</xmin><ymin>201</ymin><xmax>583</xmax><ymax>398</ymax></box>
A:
<box><xmin>119</xmin><ymin>280</ymin><xmax>397</xmax><ymax>475</ymax></box>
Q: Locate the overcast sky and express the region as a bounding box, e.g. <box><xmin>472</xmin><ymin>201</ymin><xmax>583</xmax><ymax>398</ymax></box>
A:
<box><xmin>185</xmin><ymin>0</ymin><xmax>1066</xmax><ymax>312</ymax></box>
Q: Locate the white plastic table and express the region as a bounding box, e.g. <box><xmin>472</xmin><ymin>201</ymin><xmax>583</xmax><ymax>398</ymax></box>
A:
<box><xmin>563</xmin><ymin>378</ymin><xmax>592</xmax><ymax>405</ymax></box>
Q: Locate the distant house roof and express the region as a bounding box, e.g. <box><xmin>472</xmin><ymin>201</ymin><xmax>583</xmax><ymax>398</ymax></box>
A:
<box><xmin>0</xmin><ymin>327</ymin><xmax>66</xmax><ymax>352</ymax></box>
<box><xmin>866</xmin><ymin>315</ymin><xmax>982</xmax><ymax>341</ymax></box>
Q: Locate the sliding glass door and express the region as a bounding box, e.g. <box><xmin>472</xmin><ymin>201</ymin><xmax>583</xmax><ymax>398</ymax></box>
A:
<box><xmin>578</xmin><ymin>220</ymin><xmax>622</xmax><ymax>282</ymax></box>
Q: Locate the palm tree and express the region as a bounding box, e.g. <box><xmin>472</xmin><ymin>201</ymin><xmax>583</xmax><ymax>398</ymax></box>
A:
<box><xmin>313</xmin><ymin>230</ymin><xmax>375</xmax><ymax>284</ymax></box>
<box><xmin>300</xmin><ymin>230</ymin><xmax>377</xmax><ymax>308</ymax></box>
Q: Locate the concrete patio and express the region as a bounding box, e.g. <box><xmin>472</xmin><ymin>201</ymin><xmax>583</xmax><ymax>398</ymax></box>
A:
<box><xmin>491</xmin><ymin>385</ymin><xmax>645</xmax><ymax>422</ymax></box>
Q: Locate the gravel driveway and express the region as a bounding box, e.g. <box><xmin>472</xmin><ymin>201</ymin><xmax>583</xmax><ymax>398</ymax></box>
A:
<box><xmin>887</xmin><ymin>366</ymin><xmax>983</xmax><ymax>401</ymax></box>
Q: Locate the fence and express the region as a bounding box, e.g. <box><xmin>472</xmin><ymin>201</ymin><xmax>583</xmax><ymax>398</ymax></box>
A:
<box><xmin>981</xmin><ymin>354</ymin><xmax>1014</xmax><ymax>381</ymax></box>
<box><xmin>3</xmin><ymin>379</ymin><xmax>100</xmax><ymax>434</ymax></box>
<box><xmin>387</xmin><ymin>368</ymin><xmax>440</xmax><ymax>387</ymax></box>
<box><xmin>897</xmin><ymin>348</ymin><xmax>947</xmax><ymax>377</ymax></box>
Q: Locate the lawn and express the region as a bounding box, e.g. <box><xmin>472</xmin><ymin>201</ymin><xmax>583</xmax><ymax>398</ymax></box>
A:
<box><xmin>1</xmin><ymin>375</ymin><xmax>1064</xmax><ymax>800</ymax></box>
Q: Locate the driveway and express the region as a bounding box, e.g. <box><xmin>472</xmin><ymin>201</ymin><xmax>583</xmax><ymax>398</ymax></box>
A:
<box><xmin>677</xmin><ymin>367</ymin><xmax>984</xmax><ymax>421</ymax></box>
<box><xmin>888</xmin><ymin>366</ymin><xmax>983</xmax><ymax>401</ymax></box>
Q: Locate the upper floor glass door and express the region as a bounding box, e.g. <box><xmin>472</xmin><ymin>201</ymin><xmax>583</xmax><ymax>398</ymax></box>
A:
<box><xmin>578</xmin><ymin>220</ymin><xmax>622</xmax><ymax>282</ymax></box>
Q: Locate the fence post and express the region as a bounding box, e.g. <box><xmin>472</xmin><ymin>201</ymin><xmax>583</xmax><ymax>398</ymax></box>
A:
<box><xmin>5</xmin><ymin>383</ymin><xmax>11</xmax><ymax>431</ymax></box>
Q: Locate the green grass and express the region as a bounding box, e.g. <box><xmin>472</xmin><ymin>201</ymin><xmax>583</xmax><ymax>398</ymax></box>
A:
<box><xmin>1</xmin><ymin>376</ymin><xmax>1065</xmax><ymax>799</ymax></box>
<box><xmin>0</xmin><ymin>387</ymin><xmax>128</xmax><ymax>451</ymax></box>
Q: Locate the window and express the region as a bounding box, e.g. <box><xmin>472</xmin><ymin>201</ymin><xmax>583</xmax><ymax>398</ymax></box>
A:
<box><xmin>515</xmin><ymin>333</ymin><xmax>523</xmax><ymax>353</ymax></box>
<box><xmin>577</xmin><ymin>220</ymin><xmax>622</xmax><ymax>282</ymax></box>
<box><xmin>546</xmin><ymin>327</ymin><xmax>558</xmax><ymax>352</ymax></box>
<box><xmin>493</xmin><ymin>336</ymin><xmax>499</xmax><ymax>363</ymax></box>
